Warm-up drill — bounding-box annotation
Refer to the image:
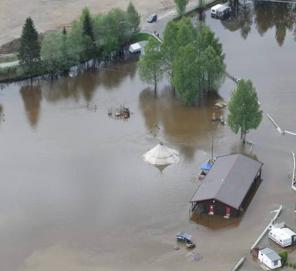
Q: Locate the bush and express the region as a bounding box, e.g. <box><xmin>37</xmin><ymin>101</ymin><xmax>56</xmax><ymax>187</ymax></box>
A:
<box><xmin>279</xmin><ymin>251</ymin><xmax>288</xmax><ymax>266</ymax></box>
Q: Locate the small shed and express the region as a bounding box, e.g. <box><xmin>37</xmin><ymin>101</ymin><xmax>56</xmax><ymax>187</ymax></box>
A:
<box><xmin>269</xmin><ymin>227</ymin><xmax>296</xmax><ymax>247</ymax></box>
<box><xmin>258</xmin><ymin>248</ymin><xmax>282</xmax><ymax>269</ymax></box>
<box><xmin>191</xmin><ymin>154</ymin><xmax>263</xmax><ymax>218</ymax></box>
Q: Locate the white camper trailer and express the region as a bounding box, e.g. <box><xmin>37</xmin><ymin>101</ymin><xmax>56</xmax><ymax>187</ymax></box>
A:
<box><xmin>258</xmin><ymin>248</ymin><xmax>282</xmax><ymax>270</ymax></box>
<box><xmin>128</xmin><ymin>43</ymin><xmax>141</xmax><ymax>54</ymax></box>
<box><xmin>269</xmin><ymin>227</ymin><xmax>296</xmax><ymax>247</ymax></box>
<box><xmin>211</xmin><ymin>4</ymin><xmax>231</xmax><ymax>18</ymax></box>
<box><xmin>211</xmin><ymin>4</ymin><xmax>223</xmax><ymax>17</ymax></box>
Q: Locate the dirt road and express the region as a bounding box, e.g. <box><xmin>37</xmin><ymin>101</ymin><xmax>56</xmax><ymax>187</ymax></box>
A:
<box><xmin>0</xmin><ymin>0</ymin><xmax>178</xmax><ymax>48</ymax></box>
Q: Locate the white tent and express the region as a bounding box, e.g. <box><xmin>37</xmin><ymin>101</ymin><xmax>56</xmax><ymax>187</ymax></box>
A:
<box><xmin>143</xmin><ymin>143</ymin><xmax>180</xmax><ymax>166</ymax></box>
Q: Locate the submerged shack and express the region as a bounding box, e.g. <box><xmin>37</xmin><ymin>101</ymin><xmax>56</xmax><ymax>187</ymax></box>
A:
<box><xmin>191</xmin><ymin>154</ymin><xmax>263</xmax><ymax>218</ymax></box>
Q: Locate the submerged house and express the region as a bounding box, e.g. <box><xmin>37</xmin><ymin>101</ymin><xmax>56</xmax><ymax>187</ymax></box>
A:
<box><xmin>191</xmin><ymin>154</ymin><xmax>263</xmax><ymax>218</ymax></box>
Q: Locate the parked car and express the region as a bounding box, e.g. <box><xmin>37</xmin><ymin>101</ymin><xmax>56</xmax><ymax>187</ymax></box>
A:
<box><xmin>147</xmin><ymin>14</ymin><xmax>157</xmax><ymax>23</ymax></box>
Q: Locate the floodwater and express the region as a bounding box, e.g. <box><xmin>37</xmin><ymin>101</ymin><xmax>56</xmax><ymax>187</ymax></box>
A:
<box><xmin>1</xmin><ymin>2</ymin><xmax>296</xmax><ymax>270</ymax></box>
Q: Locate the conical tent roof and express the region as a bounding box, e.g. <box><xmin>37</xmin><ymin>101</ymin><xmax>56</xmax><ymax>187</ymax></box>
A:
<box><xmin>143</xmin><ymin>143</ymin><xmax>180</xmax><ymax>166</ymax></box>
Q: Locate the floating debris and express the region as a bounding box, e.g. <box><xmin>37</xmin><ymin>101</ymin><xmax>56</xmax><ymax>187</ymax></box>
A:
<box><xmin>214</xmin><ymin>101</ymin><xmax>227</xmax><ymax>109</ymax></box>
<box><xmin>108</xmin><ymin>105</ymin><xmax>131</xmax><ymax>119</ymax></box>
<box><xmin>212</xmin><ymin>112</ymin><xmax>225</xmax><ymax>125</ymax></box>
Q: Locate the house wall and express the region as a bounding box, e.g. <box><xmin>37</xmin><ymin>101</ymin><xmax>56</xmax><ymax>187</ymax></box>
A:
<box><xmin>258</xmin><ymin>253</ymin><xmax>281</xmax><ymax>269</ymax></box>
<box><xmin>191</xmin><ymin>169</ymin><xmax>262</xmax><ymax>217</ymax></box>
<box><xmin>192</xmin><ymin>199</ymin><xmax>239</xmax><ymax>217</ymax></box>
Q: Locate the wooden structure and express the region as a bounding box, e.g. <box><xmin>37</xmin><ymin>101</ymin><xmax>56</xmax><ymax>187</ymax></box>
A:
<box><xmin>191</xmin><ymin>154</ymin><xmax>263</xmax><ymax>218</ymax></box>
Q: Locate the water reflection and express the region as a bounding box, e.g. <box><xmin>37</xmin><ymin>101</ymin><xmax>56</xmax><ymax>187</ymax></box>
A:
<box><xmin>20</xmin><ymin>85</ymin><xmax>42</xmax><ymax>128</ymax></box>
<box><xmin>254</xmin><ymin>1</ymin><xmax>295</xmax><ymax>46</ymax></box>
<box><xmin>42</xmin><ymin>60</ymin><xmax>137</xmax><ymax>104</ymax></box>
<box><xmin>221</xmin><ymin>1</ymin><xmax>296</xmax><ymax>45</ymax></box>
<box><xmin>138</xmin><ymin>87</ymin><xmax>222</xmax><ymax>160</ymax></box>
<box><xmin>222</xmin><ymin>3</ymin><xmax>253</xmax><ymax>39</ymax></box>
<box><xmin>0</xmin><ymin>104</ymin><xmax>5</xmax><ymax>123</ymax></box>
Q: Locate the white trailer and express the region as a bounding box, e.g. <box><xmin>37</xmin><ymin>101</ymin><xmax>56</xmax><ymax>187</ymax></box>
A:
<box><xmin>211</xmin><ymin>4</ymin><xmax>231</xmax><ymax>18</ymax></box>
<box><xmin>211</xmin><ymin>4</ymin><xmax>223</xmax><ymax>17</ymax></box>
<box><xmin>258</xmin><ymin>248</ymin><xmax>282</xmax><ymax>270</ymax></box>
<box><xmin>128</xmin><ymin>43</ymin><xmax>141</xmax><ymax>54</ymax></box>
<box><xmin>268</xmin><ymin>227</ymin><xmax>296</xmax><ymax>247</ymax></box>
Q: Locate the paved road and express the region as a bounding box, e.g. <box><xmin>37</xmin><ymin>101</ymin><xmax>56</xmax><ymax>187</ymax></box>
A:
<box><xmin>142</xmin><ymin>0</ymin><xmax>216</xmax><ymax>38</ymax></box>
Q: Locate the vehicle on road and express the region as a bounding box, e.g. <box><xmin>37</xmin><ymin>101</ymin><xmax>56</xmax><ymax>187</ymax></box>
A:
<box><xmin>211</xmin><ymin>4</ymin><xmax>231</xmax><ymax>19</ymax></box>
<box><xmin>147</xmin><ymin>14</ymin><xmax>157</xmax><ymax>23</ymax></box>
<box><xmin>128</xmin><ymin>43</ymin><xmax>141</xmax><ymax>54</ymax></box>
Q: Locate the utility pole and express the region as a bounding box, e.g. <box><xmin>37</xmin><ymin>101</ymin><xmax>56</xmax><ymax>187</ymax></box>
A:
<box><xmin>211</xmin><ymin>135</ymin><xmax>214</xmax><ymax>161</ymax></box>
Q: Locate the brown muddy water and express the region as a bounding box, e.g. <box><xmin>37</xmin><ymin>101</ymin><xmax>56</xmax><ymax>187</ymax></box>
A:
<box><xmin>1</xmin><ymin>2</ymin><xmax>296</xmax><ymax>271</ymax></box>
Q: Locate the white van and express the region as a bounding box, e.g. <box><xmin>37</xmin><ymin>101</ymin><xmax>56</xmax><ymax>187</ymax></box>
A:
<box><xmin>211</xmin><ymin>4</ymin><xmax>223</xmax><ymax>17</ymax></box>
<box><xmin>268</xmin><ymin>227</ymin><xmax>296</xmax><ymax>247</ymax></box>
<box><xmin>128</xmin><ymin>43</ymin><xmax>141</xmax><ymax>54</ymax></box>
<box><xmin>211</xmin><ymin>4</ymin><xmax>231</xmax><ymax>18</ymax></box>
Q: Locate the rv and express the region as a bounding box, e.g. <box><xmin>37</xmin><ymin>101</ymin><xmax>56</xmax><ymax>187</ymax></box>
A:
<box><xmin>211</xmin><ymin>4</ymin><xmax>231</xmax><ymax>19</ymax></box>
<box><xmin>268</xmin><ymin>227</ymin><xmax>296</xmax><ymax>247</ymax></box>
<box><xmin>258</xmin><ymin>248</ymin><xmax>282</xmax><ymax>270</ymax></box>
<box><xmin>128</xmin><ymin>43</ymin><xmax>141</xmax><ymax>54</ymax></box>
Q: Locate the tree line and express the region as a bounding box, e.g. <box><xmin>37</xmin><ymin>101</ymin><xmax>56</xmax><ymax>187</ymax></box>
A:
<box><xmin>139</xmin><ymin>18</ymin><xmax>225</xmax><ymax>105</ymax></box>
<box><xmin>18</xmin><ymin>2</ymin><xmax>140</xmax><ymax>79</ymax></box>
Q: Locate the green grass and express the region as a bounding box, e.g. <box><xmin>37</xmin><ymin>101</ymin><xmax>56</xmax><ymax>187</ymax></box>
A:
<box><xmin>0</xmin><ymin>54</ymin><xmax>18</xmax><ymax>64</ymax></box>
<box><xmin>130</xmin><ymin>32</ymin><xmax>158</xmax><ymax>43</ymax></box>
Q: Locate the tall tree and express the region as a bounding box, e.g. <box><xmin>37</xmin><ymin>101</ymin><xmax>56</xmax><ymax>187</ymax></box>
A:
<box><xmin>202</xmin><ymin>45</ymin><xmax>225</xmax><ymax>91</ymax></box>
<box><xmin>82</xmin><ymin>8</ymin><xmax>95</xmax><ymax>41</ymax></box>
<box><xmin>18</xmin><ymin>17</ymin><xmax>40</xmax><ymax>75</ymax></box>
<box><xmin>81</xmin><ymin>8</ymin><xmax>97</xmax><ymax>62</ymax></box>
<box><xmin>162</xmin><ymin>18</ymin><xmax>196</xmax><ymax>79</ymax></box>
<box><xmin>126</xmin><ymin>2</ymin><xmax>141</xmax><ymax>34</ymax></box>
<box><xmin>138</xmin><ymin>38</ymin><xmax>164</xmax><ymax>94</ymax></box>
<box><xmin>228</xmin><ymin>80</ymin><xmax>262</xmax><ymax>143</ymax></box>
<box><xmin>174</xmin><ymin>0</ymin><xmax>189</xmax><ymax>16</ymax></box>
<box><xmin>172</xmin><ymin>44</ymin><xmax>201</xmax><ymax>104</ymax></box>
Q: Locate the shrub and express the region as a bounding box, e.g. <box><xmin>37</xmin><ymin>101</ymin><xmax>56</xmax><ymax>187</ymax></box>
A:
<box><xmin>279</xmin><ymin>251</ymin><xmax>288</xmax><ymax>266</ymax></box>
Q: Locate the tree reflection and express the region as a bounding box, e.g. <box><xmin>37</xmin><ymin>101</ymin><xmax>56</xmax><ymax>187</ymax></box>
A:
<box><xmin>20</xmin><ymin>85</ymin><xmax>42</xmax><ymax>128</ymax></box>
<box><xmin>254</xmin><ymin>1</ymin><xmax>295</xmax><ymax>46</ymax></box>
<box><xmin>42</xmin><ymin>60</ymin><xmax>137</xmax><ymax>104</ymax></box>
<box><xmin>221</xmin><ymin>3</ymin><xmax>253</xmax><ymax>39</ymax></box>
<box><xmin>138</xmin><ymin>87</ymin><xmax>221</xmax><ymax>161</ymax></box>
<box><xmin>221</xmin><ymin>1</ymin><xmax>296</xmax><ymax>45</ymax></box>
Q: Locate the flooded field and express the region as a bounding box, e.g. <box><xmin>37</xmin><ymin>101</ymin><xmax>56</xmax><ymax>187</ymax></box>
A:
<box><xmin>1</xmin><ymin>2</ymin><xmax>296</xmax><ymax>270</ymax></box>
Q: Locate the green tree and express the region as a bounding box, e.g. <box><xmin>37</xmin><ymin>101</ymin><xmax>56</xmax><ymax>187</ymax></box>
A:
<box><xmin>138</xmin><ymin>38</ymin><xmax>164</xmax><ymax>94</ymax></box>
<box><xmin>174</xmin><ymin>0</ymin><xmax>189</xmax><ymax>16</ymax></box>
<box><xmin>202</xmin><ymin>45</ymin><xmax>225</xmax><ymax>91</ymax></box>
<box><xmin>82</xmin><ymin>8</ymin><xmax>95</xmax><ymax>41</ymax></box>
<box><xmin>41</xmin><ymin>31</ymin><xmax>79</xmax><ymax>75</ymax></box>
<box><xmin>197</xmin><ymin>25</ymin><xmax>224</xmax><ymax>61</ymax></box>
<box><xmin>162</xmin><ymin>18</ymin><xmax>196</xmax><ymax>78</ymax></box>
<box><xmin>18</xmin><ymin>17</ymin><xmax>41</xmax><ymax>75</ymax></box>
<box><xmin>172</xmin><ymin>44</ymin><xmax>201</xmax><ymax>104</ymax></box>
<box><xmin>228</xmin><ymin>80</ymin><xmax>262</xmax><ymax>143</ymax></box>
<box><xmin>126</xmin><ymin>2</ymin><xmax>141</xmax><ymax>34</ymax></box>
<box><xmin>279</xmin><ymin>251</ymin><xmax>288</xmax><ymax>266</ymax></box>
<box><xmin>97</xmin><ymin>9</ymin><xmax>128</xmax><ymax>57</ymax></box>
<box><xmin>81</xmin><ymin>8</ymin><xmax>97</xmax><ymax>61</ymax></box>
